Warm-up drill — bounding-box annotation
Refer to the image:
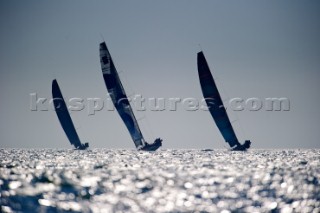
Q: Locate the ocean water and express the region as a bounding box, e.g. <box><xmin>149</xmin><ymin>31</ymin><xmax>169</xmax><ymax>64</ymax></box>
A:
<box><xmin>0</xmin><ymin>149</ymin><xmax>319</xmax><ymax>213</ymax></box>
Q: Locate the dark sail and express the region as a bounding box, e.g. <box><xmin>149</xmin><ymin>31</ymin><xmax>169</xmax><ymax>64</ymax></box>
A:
<box><xmin>197</xmin><ymin>51</ymin><xmax>251</xmax><ymax>150</ymax></box>
<box><xmin>99</xmin><ymin>42</ymin><xmax>162</xmax><ymax>150</ymax></box>
<box><xmin>52</xmin><ymin>79</ymin><xmax>89</xmax><ymax>150</ymax></box>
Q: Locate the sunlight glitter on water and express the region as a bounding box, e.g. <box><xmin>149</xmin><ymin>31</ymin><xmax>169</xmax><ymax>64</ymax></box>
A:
<box><xmin>0</xmin><ymin>149</ymin><xmax>319</xmax><ymax>212</ymax></box>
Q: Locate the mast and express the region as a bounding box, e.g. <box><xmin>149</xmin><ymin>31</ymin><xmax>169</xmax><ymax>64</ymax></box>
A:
<box><xmin>197</xmin><ymin>52</ymin><xmax>241</xmax><ymax>148</ymax></box>
<box><xmin>52</xmin><ymin>79</ymin><xmax>88</xmax><ymax>149</ymax></box>
<box><xmin>99</xmin><ymin>42</ymin><xmax>145</xmax><ymax>149</ymax></box>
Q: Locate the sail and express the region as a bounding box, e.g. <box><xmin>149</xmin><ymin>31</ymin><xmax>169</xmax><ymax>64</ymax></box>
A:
<box><xmin>99</xmin><ymin>42</ymin><xmax>145</xmax><ymax>149</ymax></box>
<box><xmin>197</xmin><ymin>51</ymin><xmax>240</xmax><ymax>148</ymax></box>
<box><xmin>52</xmin><ymin>79</ymin><xmax>87</xmax><ymax>149</ymax></box>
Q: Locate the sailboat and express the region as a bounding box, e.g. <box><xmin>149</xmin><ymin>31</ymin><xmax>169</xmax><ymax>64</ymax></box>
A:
<box><xmin>197</xmin><ymin>51</ymin><xmax>251</xmax><ymax>151</ymax></box>
<box><xmin>99</xmin><ymin>42</ymin><xmax>162</xmax><ymax>151</ymax></box>
<box><xmin>52</xmin><ymin>79</ymin><xmax>89</xmax><ymax>150</ymax></box>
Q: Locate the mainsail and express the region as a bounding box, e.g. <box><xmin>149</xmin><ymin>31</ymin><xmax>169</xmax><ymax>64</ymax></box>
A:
<box><xmin>197</xmin><ymin>51</ymin><xmax>251</xmax><ymax>151</ymax></box>
<box><xmin>52</xmin><ymin>79</ymin><xmax>89</xmax><ymax>150</ymax></box>
<box><xmin>99</xmin><ymin>42</ymin><xmax>162</xmax><ymax>151</ymax></box>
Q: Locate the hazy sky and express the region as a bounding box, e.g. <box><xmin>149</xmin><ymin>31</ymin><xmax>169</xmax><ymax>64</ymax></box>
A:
<box><xmin>1</xmin><ymin>0</ymin><xmax>319</xmax><ymax>149</ymax></box>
